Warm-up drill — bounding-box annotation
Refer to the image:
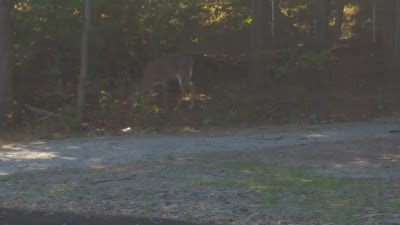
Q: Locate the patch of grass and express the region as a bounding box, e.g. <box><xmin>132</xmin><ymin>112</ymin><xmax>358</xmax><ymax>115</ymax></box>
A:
<box><xmin>192</xmin><ymin>175</ymin><xmax>240</xmax><ymax>188</ymax></box>
<box><xmin>196</xmin><ymin>153</ymin><xmax>216</xmax><ymax>163</ymax></box>
<box><xmin>49</xmin><ymin>184</ymin><xmax>69</xmax><ymax>197</ymax></box>
<box><xmin>32</xmin><ymin>186</ymin><xmax>46</xmax><ymax>194</ymax></box>
<box><xmin>195</xmin><ymin>160</ymin><xmax>395</xmax><ymax>224</ymax></box>
<box><xmin>76</xmin><ymin>188</ymin><xmax>94</xmax><ymax>200</ymax></box>
<box><xmin>146</xmin><ymin>169</ymin><xmax>157</xmax><ymax>177</ymax></box>
<box><xmin>167</xmin><ymin>152</ymin><xmax>176</xmax><ymax>161</ymax></box>
<box><xmin>142</xmin><ymin>202</ymin><xmax>156</xmax><ymax>213</ymax></box>
<box><xmin>1</xmin><ymin>172</ymin><xmax>25</xmax><ymax>183</ymax></box>
<box><xmin>18</xmin><ymin>185</ymin><xmax>47</xmax><ymax>198</ymax></box>
<box><xmin>212</xmin><ymin>160</ymin><xmax>266</xmax><ymax>172</ymax></box>
<box><xmin>391</xmin><ymin>199</ymin><xmax>400</xmax><ymax>210</ymax></box>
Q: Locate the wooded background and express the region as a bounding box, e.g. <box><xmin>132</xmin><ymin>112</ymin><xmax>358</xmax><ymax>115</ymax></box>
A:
<box><xmin>0</xmin><ymin>0</ymin><xmax>399</xmax><ymax>138</ymax></box>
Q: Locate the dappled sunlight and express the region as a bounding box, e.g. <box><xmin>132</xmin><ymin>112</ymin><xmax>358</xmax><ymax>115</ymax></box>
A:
<box><xmin>1</xmin><ymin>150</ymin><xmax>59</xmax><ymax>160</ymax></box>
<box><xmin>0</xmin><ymin>145</ymin><xmax>116</xmax><ymax>176</ymax></box>
<box><xmin>325</xmin><ymin>150</ymin><xmax>400</xmax><ymax>174</ymax></box>
<box><xmin>100</xmin><ymin>13</ymin><xmax>110</xmax><ymax>19</ymax></box>
<box><xmin>0</xmin><ymin>171</ymin><xmax>9</xmax><ymax>176</ymax></box>
<box><xmin>14</xmin><ymin>2</ymin><xmax>31</xmax><ymax>12</ymax></box>
<box><xmin>65</xmin><ymin>146</ymin><xmax>83</xmax><ymax>150</ymax></box>
<box><xmin>380</xmin><ymin>154</ymin><xmax>400</xmax><ymax>162</ymax></box>
<box><xmin>0</xmin><ymin>143</ymin><xmax>85</xmax><ymax>175</ymax></box>
<box><xmin>180</xmin><ymin>92</ymin><xmax>210</xmax><ymax>103</ymax></box>
<box><xmin>293</xmin><ymin>22</ymin><xmax>311</xmax><ymax>33</ymax></box>
<box><xmin>30</xmin><ymin>141</ymin><xmax>47</xmax><ymax>145</ymax></box>
<box><xmin>297</xmin><ymin>131</ymin><xmax>336</xmax><ymax>141</ymax></box>
<box><xmin>1</xmin><ymin>145</ymin><xmax>64</xmax><ymax>161</ymax></box>
<box><xmin>350</xmin><ymin>157</ymin><xmax>369</xmax><ymax>166</ymax></box>
<box><xmin>89</xmin><ymin>164</ymin><xmax>107</xmax><ymax>170</ymax></box>
<box><xmin>253</xmin><ymin>184</ymin><xmax>269</xmax><ymax>191</ymax></box>
<box><xmin>344</xmin><ymin>4</ymin><xmax>360</xmax><ymax>15</ymax></box>
<box><xmin>333</xmin><ymin>164</ymin><xmax>344</xmax><ymax>168</ymax></box>
<box><xmin>182</xmin><ymin>96</ymin><xmax>191</xmax><ymax>101</ymax></box>
<box><xmin>306</xmin><ymin>133</ymin><xmax>329</xmax><ymax>138</ymax></box>
<box><xmin>202</xmin><ymin>4</ymin><xmax>230</xmax><ymax>25</ymax></box>
<box><xmin>198</xmin><ymin>93</ymin><xmax>211</xmax><ymax>102</ymax></box>
<box><xmin>300</xmin><ymin>179</ymin><xmax>313</xmax><ymax>183</ymax></box>
<box><xmin>181</xmin><ymin>126</ymin><xmax>200</xmax><ymax>133</ymax></box>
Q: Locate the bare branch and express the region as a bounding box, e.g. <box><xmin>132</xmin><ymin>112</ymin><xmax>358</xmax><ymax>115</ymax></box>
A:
<box><xmin>24</xmin><ymin>104</ymin><xmax>56</xmax><ymax>117</ymax></box>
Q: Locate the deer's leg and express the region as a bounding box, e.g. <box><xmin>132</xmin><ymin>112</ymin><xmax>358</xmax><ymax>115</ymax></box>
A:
<box><xmin>188</xmin><ymin>56</ymin><xmax>195</xmax><ymax>110</ymax></box>
<box><xmin>161</xmin><ymin>81</ymin><xmax>168</xmax><ymax>111</ymax></box>
<box><xmin>188</xmin><ymin>80</ymin><xmax>195</xmax><ymax>110</ymax></box>
<box><xmin>174</xmin><ymin>73</ymin><xmax>184</xmax><ymax>111</ymax></box>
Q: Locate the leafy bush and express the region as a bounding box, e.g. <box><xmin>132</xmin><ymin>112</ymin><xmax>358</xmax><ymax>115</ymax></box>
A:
<box><xmin>262</xmin><ymin>48</ymin><xmax>333</xmax><ymax>78</ymax></box>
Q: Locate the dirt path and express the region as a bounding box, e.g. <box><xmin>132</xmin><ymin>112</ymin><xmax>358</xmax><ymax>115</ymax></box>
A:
<box><xmin>1</xmin><ymin>117</ymin><xmax>400</xmax><ymax>224</ymax></box>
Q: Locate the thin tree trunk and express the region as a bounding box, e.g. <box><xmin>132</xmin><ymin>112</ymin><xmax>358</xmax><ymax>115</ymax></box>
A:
<box><xmin>77</xmin><ymin>0</ymin><xmax>91</xmax><ymax>123</ymax></box>
<box><xmin>0</xmin><ymin>0</ymin><xmax>14</xmax><ymax>124</ymax></box>
<box><xmin>249</xmin><ymin>0</ymin><xmax>268</xmax><ymax>89</ymax></box>
<box><xmin>393</xmin><ymin>1</ymin><xmax>400</xmax><ymax>78</ymax></box>
<box><xmin>383</xmin><ymin>0</ymin><xmax>395</xmax><ymax>79</ymax></box>
<box><xmin>270</xmin><ymin>0</ymin><xmax>280</xmax><ymax>49</ymax></box>
<box><xmin>371</xmin><ymin>0</ymin><xmax>376</xmax><ymax>43</ymax></box>
<box><xmin>316</xmin><ymin>0</ymin><xmax>331</xmax><ymax>49</ymax></box>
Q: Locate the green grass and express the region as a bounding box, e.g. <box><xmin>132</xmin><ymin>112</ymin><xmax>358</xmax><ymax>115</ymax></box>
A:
<box><xmin>391</xmin><ymin>199</ymin><xmax>400</xmax><ymax>210</ymax></box>
<box><xmin>192</xmin><ymin>159</ymin><xmax>396</xmax><ymax>224</ymax></box>
<box><xmin>0</xmin><ymin>172</ymin><xmax>25</xmax><ymax>183</ymax></box>
<box><xmin>142</xmin><ymin>202</ymin><xmax>156</xmax><ymax>213</ymax></box>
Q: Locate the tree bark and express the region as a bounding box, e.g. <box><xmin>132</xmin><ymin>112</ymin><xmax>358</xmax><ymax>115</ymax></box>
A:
<box><xmin>316</xmin><ymin>0</ymin><xmax>331</xmax><ymax>49</ymax></box>
<box><xmin>0</xmin><ymin>0</ymin><xmax>14</xmax><ymax>124</ymax></box>
<box><xmin>77</xmin><ymin>0</ymin><xmax>91</xmax><ymax>123</ymax></box>
<box><xmin>383</xmin><ymin>0</ymin><xmax>396</xmax><ymax>79</ymax></box>
<box><xmin>270</xmin><ymin>0</ymin><xmax>281</xmax><ymax>49</ymax></box>
<box><xmin>393</xmin><ymin>1</ymin><xmax>400</xmax><ymax>78</ymax></box>
<box><xmin>371</xmin><ymin>0</ymin><xmax>376</xmax><ymax>43</ymax></box>
<box><xmin>249</xmin><ymin>0</ymin><xmax>268</xmax><ymax>90</ymax></box>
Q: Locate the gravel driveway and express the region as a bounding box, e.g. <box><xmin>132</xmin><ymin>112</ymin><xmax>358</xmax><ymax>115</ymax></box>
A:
<box><xmin>1</xmin><ymin>116</ymin><xmax>400</xmax><ymax>224</ymax></box>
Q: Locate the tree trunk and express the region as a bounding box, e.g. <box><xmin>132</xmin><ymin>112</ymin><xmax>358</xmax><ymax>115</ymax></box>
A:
<box><xmin>0</xmin><ymin>0</ymin><xmax>14</xmax><ymax>124</ymax></box>
<box><xmin>316</xmin><ymin>0</ymin><xmax>331</xmax><ymax>49</ymax></box>
<box><xmin>77</xmin><ymin>0</ymin><xmax>91</xmax><ymax>123</ymax></box>
<box><xmin>334</xmin><ymin>0</ymin><xmax>345</xmax><ymax>41</ymax></box>
<box><xmin>383</xmin><ymin>0</ymin><xmax>396</xmax><ymax>79</ymax></box>
<box><xmin>393</xmin><ymin>1</ymin><xmax>400</xmax><ymax>77</ymax></box>
<box><xmin>249</xmin><ymin>0</ymin><xmax>268</xmax><ymax>90</ymax></box>
<box><xmin>270</xmin><ymin>0</ymin><xmax>281</xmax><ymax>49</ymax></box>
<box><xmin>371</xmin><ymin>0</ymin><xmax>376</xmax><ymax>43</ymax></box>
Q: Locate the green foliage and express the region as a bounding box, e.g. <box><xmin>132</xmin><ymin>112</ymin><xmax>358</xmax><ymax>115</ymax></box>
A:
<box><xmin>56</xmin><ymin>105</ymin><xmax>79</xmax><ymax>130</ymax></box>
<box><xmin>297</xmin><ymin>50</ymin><xmax>333</xmax><ymax>71</ymax></box>
<box><xmin>263</xmin><ymin>48</ymin><xmax>333</xmax><ymax>78</ymax></box>
<box><xmin>244</xmin><ymin>17</ymin><xmax>252</xmax><ymax>24</ymax></box>
<box><xmin>131</xmin><ymin>94</ymin><xmax>161</xmax><ymax>115</ymax></box>
<box><xmin>12</xmin><ymin>0</ymin><xmax>249</xmax><ymax>107</ymax></box>
<box><xmin>3</xmin><ymin>0</ymin><xmax>384</xmax><ymax>136</ymax></box>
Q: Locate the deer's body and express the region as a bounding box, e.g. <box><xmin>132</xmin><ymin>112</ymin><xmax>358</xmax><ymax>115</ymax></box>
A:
<box><xmin>141</xmin><ymin>53</ymin><xmax>195</xmax><ymax>110</ymax></box>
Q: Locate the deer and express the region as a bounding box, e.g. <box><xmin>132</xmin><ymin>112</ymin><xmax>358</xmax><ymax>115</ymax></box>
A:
<box><xmin>139</xmin><ymin>53</ymin><xmax>195</xmax><ymax>111</ymax></box>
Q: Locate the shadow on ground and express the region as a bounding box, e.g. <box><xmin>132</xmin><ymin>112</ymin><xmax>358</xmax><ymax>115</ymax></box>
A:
<box><xmin>0</xmin><ymin>208</ymin><xmax>212</xmax><ymax>225</ymax></box>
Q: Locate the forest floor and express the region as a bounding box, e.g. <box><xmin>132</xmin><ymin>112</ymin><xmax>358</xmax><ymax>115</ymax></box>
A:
<box><xmin>1</xmin><ymin>117</ymin><xmax>400</xmax><ymax>225</ymax></box>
